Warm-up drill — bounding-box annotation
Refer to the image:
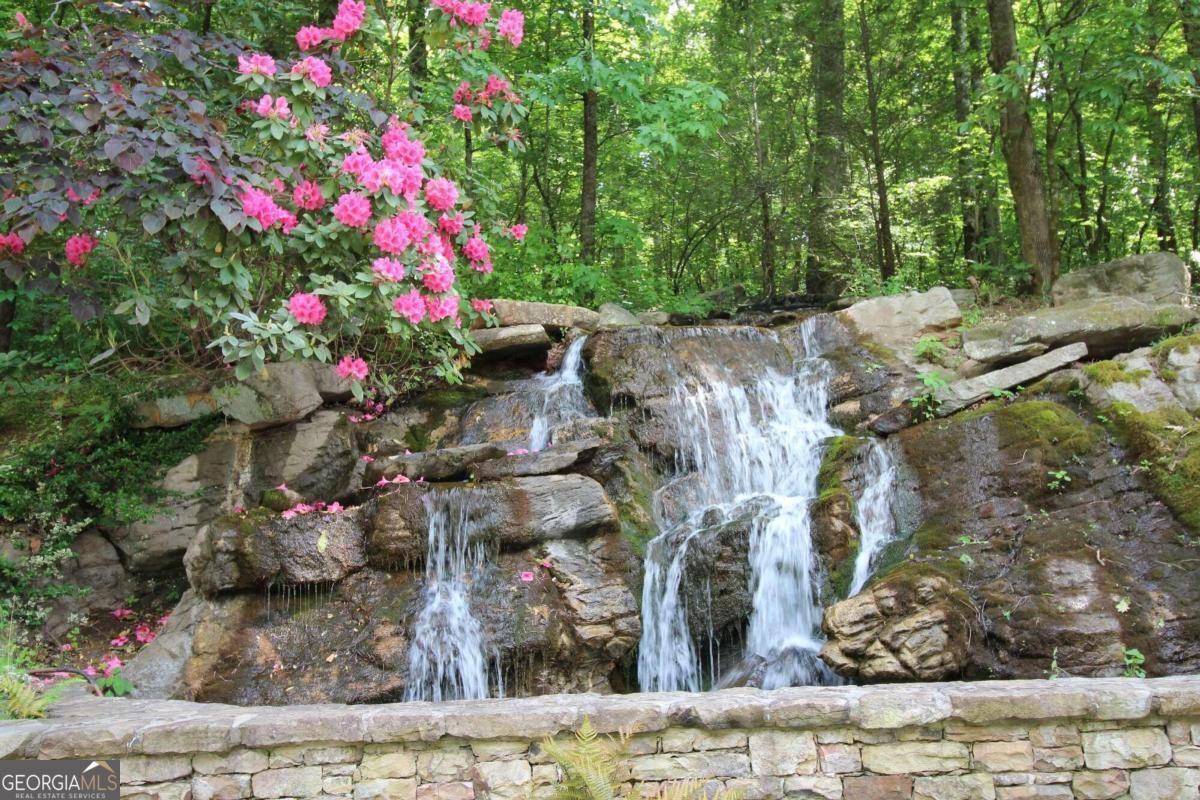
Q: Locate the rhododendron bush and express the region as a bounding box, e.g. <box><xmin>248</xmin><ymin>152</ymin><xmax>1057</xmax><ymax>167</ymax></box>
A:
<box><xmin>0</xmin><ymin>0</ymin><xmax>527</xmax><ymax>394</ymax></box>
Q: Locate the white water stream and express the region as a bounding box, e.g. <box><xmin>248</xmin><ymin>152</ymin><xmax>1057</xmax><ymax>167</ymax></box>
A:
<box><xmin>638</xmin><ymin>320</ymin><xmax>898</xmax><ymax>691</ymax></box>
<box><xmin>528</xmin><ymin>336</ymin><xmax>592</xmax><ymax>451</ymax></box>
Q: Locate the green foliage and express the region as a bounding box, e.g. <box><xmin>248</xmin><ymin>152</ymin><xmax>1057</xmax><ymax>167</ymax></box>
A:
<box><xmin>541</xmin><ymin>718</ymin><xmax>743</xmax><ymax>800</ymax></box>
<box><xmin>913</xmin><ymin>336</ymin><xmax>948</xmax><ymax>364</ymax></box>
<box><xmin>1046</xmin><ymin>470</ymin><xmax>1071</xmax><ymax>491</ymax></box>
<box><xmin>0</xmin><ymin>376</ymin><xmax>218</xmax><ymax>625</ymax></box>
<box><xmin>1122</xmin><ymin>647</ymin><xmax>1147</xmax><ymax>678</ymax></box>
<box><xmin>96</xmin><ymin>668</ymin><xmax>133</xmax><ymax>697</ymax></box>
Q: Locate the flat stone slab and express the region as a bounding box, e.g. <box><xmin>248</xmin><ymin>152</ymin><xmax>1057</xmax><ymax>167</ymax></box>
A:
<box><xmin>366</xmin><ymin>443</ymin><xmax>509</xmax><ymax>482</ymax></box>
<box><xmin>472</xmin><ymin>438</ymin><xmax>604</xmax><ymax>479</ymax></box>
<box><xmin>471</xmin><ymin>324</ymin><xmax>552</xmax><ymax>355</ymax></box>
<box><xmin>1053</xmin><ymin>251</ymin><xmax>1191</xmax><ymax>306</ymax></box>
<box><xmin>4</xmin><ymin>677</ymin><xmax>1196</xmax><ymax>759</ymax></box>
<box><xmin>490</xmin><ymin>300</ymin><xmax>601</xmax><ymax>331</ymax></box>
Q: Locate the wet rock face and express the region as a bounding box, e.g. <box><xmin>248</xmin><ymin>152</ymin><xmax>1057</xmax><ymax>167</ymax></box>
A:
<box><xmin>821</xmin><ymin>397</ymin><xmax>1200</xmax><ymax>682</ymax></box>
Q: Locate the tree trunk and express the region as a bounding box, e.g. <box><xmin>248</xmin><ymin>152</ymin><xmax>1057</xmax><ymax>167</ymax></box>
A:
<box><xmin>579</xmin><ymin>0</ymin><xmax>599</xmax><ymax>265</ymax></box>
<box><xmin>950</xmin><ymin>0</ymin><xmax>984</xmax><ymax>264</ymax></box>
<box><xmin>407</xmin><ymin>0</ymin><xmax>428</xmax><ymax>99</ymax></box>
<box><xmin>857</xmin><ymin>0</ymin><xmax>896</xmax><ymax>281</ymax></box>
<box><xmin>804</xmin><ymin>0</ymin><xmax>847</xmax><ymax>301</ymax></box>
<box><xmin>1146</xmin><ymin>77</ymin><xmax>1178</xmax><ymax>251</ymax></box>
<box><xmin>1178</xmin><ymin>0</ymin><xmax>1200</xmax><ymax>247</ymax></box>
<box><xmin>986</xmin><ymin>0</ymin><xmax>1060</xmax><ymax>295</ymax></box>
<box><xmin>0</xmin><ymin>273</ymin><xmax>14</xmax><ymax>353</ymax></box>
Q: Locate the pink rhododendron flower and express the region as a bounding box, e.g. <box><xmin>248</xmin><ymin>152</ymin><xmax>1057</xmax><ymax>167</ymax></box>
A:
<box><xmin>424</xmin><ymin>177</ymin><xmax>458</xmax><ymax>211</ymax></box>
<box><xmin>471</xmin><ymin>298</ymin><xmax>494</xmax><ymax>314</ymax></box>
<box><xmin>519</xmin><ymin>571</ymin><xmax>535</xmax><ymax>583</ymax></box>
<box><xmin>59</xmin><ymin>643</ymin><xmax>73</xmax><ymax>652</ymax></box>
<box><xmin>103</xmin><ymin>655</ymin><xmax>122</xmax><ymax>676</ymax></box>
<box><xmin>438</xmin><ymin>213</ymin><xmax>465</xmax><ymax>235</ymax></box>
<box><xmin>111</xmin><ymin>607</ymin><xmax>133</xmax><ymax>620</ymax></box>
<box><xmin>293</xmin><ymin>180</ymin><xmax>325</xmax><ymax>211</ymax></box>
<box><xmin>134</xmin><ymin>624</ymin><xmax>156</xmax><ymax>644</ymax></box>
<box><xmin>336</xmin><ymin>355</ymin><xmax>369</xmax><ymax>381</ymax></box>
<box><xmin>278</xmin><ymin>210</ymin><xmax>298</xmax><ymax>234</ymax></box>
<box><xmin>241</xmin><ymin>186</ymin><xmax>287</xmax><ymax>229</ymax></box>
<box><xmin>392</xmin><ymin>474</ymin><xmax>411</xmax><ymax>484</ymax></box>
<box><xmin>392</xmin><ymin>289</ymin><xmax>426</xmax><ymax>325</ymax></box>
<box><xmin>305</xmin><ymin>123</ymin><xmax>330</xmax><ymax>143</ymax></box>
<box><xmin>253</xmin><ymin>94</ymin><xmax>291</xmax><ymax>120</ymax></box>
<box><xmin>463</xmin><ymin>233</ymin><xmax>489</xmax><ymax>263</ymax></box>
<box><xmin>292</xmin><ymin>56</ymin><xmax>332</xmax><ymax>87</ymax></box>
<box><xmin>460</xmin><ymin>1</ymin><xmax>490</xmax><ymax>25</ymax></box>
<box><xmin>0</xmin><ymin>232</ymin><xmax>25</xmax><ymax>255</ymax></box>
<box><xmin>388</xmin><ymin>136</ymin><xmax>425</xmax><ymax>166</ymax></box>
<box><xmin>498</xmin><ymin>8</ymin><xmax>524</xmax><ymax>46</ymax></box>
<box><xmin>158</xmin><ymin>614</ymin><xmax>171</xmax><ymax>627</ymax></box>
<box><xmin>424</xmin><ymin>294</ymin><xmax>459</xmax><ymax>323</ymax></box>
<box><xmin>422</xmin><ymin>265</ymin><xmax>455</xmax><ymax>293</ymax></box>
<box><xmin>374</xmin><ymin>478</ymin><xmax>390</xmax><ymax>487</ymax></box>
<box><xmin>325</xmin><ymin>502</ymin><xmax>344</xmax><ymax>513</ymax></box>
<box><xmin>238</xmin><ymin>53</ymin><xmax>277</xmax><ymax>76</ymax></box>
<box><xmin>288</xmin><ymin>292</ymin><xmax>327</xmax><ymax>325</ymax></box>
<box><xmin>14</xmin><ymin>11</ymin><xmax>30</xmax><ymax>30</ymax></box>
<box><xmin>372</xmin><ymin>257</ymin><xmax>406</xmax><ymax>282</ymax></box>
<box><xmin>361</xmin><ymin>455</ymin><xmax>375</xmax><ymax>463</ymax></box>
<box><xmin>332</xmin><ymin>0</ymin><xmax>366</xmax><ymax>38</ymax></box>
<box><xmin>65</xmin><ymin>233</ymin><xmax>97</xmax><ymax>267</ymax></box>
<box><xmin>83</xmin><ymin>665</ymin><xmax>98</xmax><ymax>678</ymax></box>
<box><xmin>507</xmin><ymin>447</ymin><xmax>530</xmax><ymax>456</ymax></box>
<box><xmin>340</xmin><ymin>148</ymin><xmax>373</xmax><ymax>177</ymax></box>
<box><xmin>452</xmin><ymin>104</ymin><xmax>473</xmax><ymax>123</ymax></box>
<box><xmin>509</xmin><ymin>223</ymin><xmax>528</xmax><ymax>240</ymax></box>
<box><xmin>373</xmin><ymin>216</ymin><xmax>412</xmax><ymax>254</ymax></box>
<box><xmin>110</xmin><ymin>635</ymin><xmax>129</xmax><ymax>647</ymax></box>
<box><xmin>332</xmin><ymin>192</ymin><xmax>372</xmax><ymax>227</ymax></box>
<box><xmin>296</xmin><ymin>25</ymin><xmax>328</xmax><ymax>50</ymax></box>
<box><xmin>453</xmin><ymin>80</ymin><xmax>472</xmax><ymax>104</ymax></box>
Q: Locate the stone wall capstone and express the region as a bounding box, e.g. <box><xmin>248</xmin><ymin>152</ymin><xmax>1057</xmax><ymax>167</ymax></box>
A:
<box><xmin>3</xmin><ymin>677</ymin><xmax>1200</xmax><ymax>800</ymax></box>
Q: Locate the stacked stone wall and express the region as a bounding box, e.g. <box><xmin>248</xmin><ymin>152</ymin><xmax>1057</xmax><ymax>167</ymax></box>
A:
<box><xmin>4</xmin><ymin>678</ymin><xmax>1199</xmax><ymax>799</ymax></box>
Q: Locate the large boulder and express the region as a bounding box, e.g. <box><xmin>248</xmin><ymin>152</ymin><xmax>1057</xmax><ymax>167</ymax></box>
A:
<box><xmin>368</xmin><ymin>475</ymin><xmax>619</xmax><ymax>564</ymax></box>
<box><xmin>185</xmin><ymin>507</ymin><xmax>368</xmax><ymax>595</ymax></box>
<box><xmin>962</xmin><ymin>296</ymin><xmax>1197</xmax><ymax>364</ymax></box>
<box><xmin>43</xmin><ymin>531</ymin><xmax>137</xmax><ymax>638</ymax></box>
<box><xmin>472</xmin><ymin>324</ymin><xmax>552</xmax><ymax>355</ymax></box>
<box><xmin>597</xmin><ymin>303</ymin><xmax>641</xmax><ymax>329</ymax></box>
<box><xmin>366</xmin><ymin>442</ymin><xmax>508</xmax><ymax>483</ymax></box>
<box><xmin>110</xmin><ymin>411</ymin><xmax>361</xmax><ymax>574</ymax></box>
<box><xmin>491</xmin><ymin>299</ymin><xmax>601</xmax><ymax>331</ymax></box>
<box><xmin>211</xmin><ymin>361</ymin><xmax>325</xmax><ymax>429</ymax></box>
<box><xmin>835</xmin><ymin>287</ymin><xmax>962</xmax><ymax>367</ymax></box>
<box><xmin>1052</xmin><ymin>251</ymin><xmax>1191</xmax><ymax>306</ymax></box>
<box><xmin>825</xmin><ymin>397</ymin><xmax>1200</xmax><ymax>681</ymax></box>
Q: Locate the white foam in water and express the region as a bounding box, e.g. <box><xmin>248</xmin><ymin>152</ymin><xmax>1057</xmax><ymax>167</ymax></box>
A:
<box><xmin>849</xmin><ymin>438</ymin><xmax>898</xmax><ymax>597</ymax></box>
<box><xmin>404</xmin><ymin>489</ymin><xmax>490</xmax><ymax>702</ymax></box>
<box><xmin>528</xmin><ymin>336</ymin><xmax>592</xmax><ymax>451</ymax></box>
<box><xmin>638</xmin><ymin>319</ymin><xmax>846</xmax><ymax>691</ymax></box>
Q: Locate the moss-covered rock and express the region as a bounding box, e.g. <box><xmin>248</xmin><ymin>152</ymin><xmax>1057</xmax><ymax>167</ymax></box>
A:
<box><xmin>1100</xmin><ymin>402</ymin><xmax>1200</xmax><ymax>530</ymax></box>
<box><xmin>1083</xmin><ymin>360</ymin><xmax>1151</xmax><ymax>387</ymax></box>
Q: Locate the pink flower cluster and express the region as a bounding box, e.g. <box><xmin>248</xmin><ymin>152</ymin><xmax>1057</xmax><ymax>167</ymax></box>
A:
<box><xmin>291</xmin><ymin>56</ymin><xmax>333</xmax><ymax>88</ymax></box>
<box><xmin>332</xmin><ymin>192</ymin><xmax>372</xmax><ymax>227</ymax></box>
<box><xmin>372</xmin><ymin>256</ymin><xmax>406</xmax><ymax>282</ymax></box>
<box><xmin>238</xmin><ymin>53</ymin><xmax>277</xmax><ymax>76</ymax></box>
<box><xmin>432</xmin><ymin>0</ymin><xmax>493</xmax><ymax>27</ymax></box>
<box><xmin>241</xmin><ymin>186</ymin><xmax>296</xmax><ymax>232</ymax></box>
<box><xmin>293</xmin><ymin>180</ymin><xmax>325</xmax><ymax>211</ymax></box>
<box><xmin>252</xmin><ymin>94</ymin><xmax>291</xmax><ymax>120</ymax></box>
<box><xmin>0</xmin><ymin>232</ymin><xmax>25</xmax><ymax>255</ymax></box>
<box><xmin>281</xmin><ymin>500</ymin><xmax>343</xmax><ymax>519</ymax></box>
<box><xmin>336</xmin><ymin>355</ymin><xmax>369</xmax><ymax>381</ymax></box>
<box><xmin>382</xmin><ymin>126</ymin><xmax>426</xmax><ymax>165</ymax></box>
<box><xmin>288</xmin><ymin>292</ymin><xmax>327</xmax><ymax>325</ymax></box>
<box><xmin>424</xmin><ymin>177</ymin><xmax>459</xmax><ymax>211</ymax></box>
<box><xmin>295</xmin><ymin>0</ymin><xmax>366</xmax><ymax>49</ymax></box>
<box><xmin>65</xmin><ymin>233</ymin><xmax>96</xmax><ymax>267</ymax></box>
<box><xmin>498</xmin><ymin>9</ymin><xmax>523</xmax><ymax>46</ymax></box>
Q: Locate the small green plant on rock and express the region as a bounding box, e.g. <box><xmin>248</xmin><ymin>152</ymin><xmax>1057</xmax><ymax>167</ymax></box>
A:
<box><xmin>1046</xmin><ymin>470</ymin><xmax>1071</xmax><ymax>491</ymax></box>
<box><xmin>913</xmin><ymin>336</ymin><xmax>949</xmax><ymax>364</ymax></box>
<box><xmin>1122</xmin><ymin>647</ymin><xmax>1146</xmax><ymax>678</ymax></box>
<box><xmin>910</xmin><ymin>371</ymin><xmax>948</xmax><ymax>421</ymax></box>
<box><xmin>542</xmin><ymin>718</ymin><xmax>743</xmax><ymax>800</ymax></box>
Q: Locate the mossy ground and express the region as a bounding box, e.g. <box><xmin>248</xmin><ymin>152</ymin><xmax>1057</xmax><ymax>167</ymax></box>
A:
<box><xmin>992</xmin><ymin>399</ymin><xmax>1099</xmax><ymax>466</ymax></box>
<box><xmin>1082</xmin><ymin>360</ymin><xmax>1151</xmax><ymax>387</ymax></box>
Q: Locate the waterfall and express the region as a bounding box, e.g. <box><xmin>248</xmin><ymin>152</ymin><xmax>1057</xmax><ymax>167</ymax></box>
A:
<box><xmin>528</xmin><ymin>336</ymin><xmax>592</xmax><ymax>451</ymax></box>
<box><xmin>848</xmin><ymin>438</ymin><xmax>898</xmax><ymax>597</ymax></box>
<box><xmin>404</xmin><ymin>489</ymin><xmax>491</xmax><ymax>702</ymax></box>
<box><xmin>638</xmin><ymin>321</ymin><xmax>843</xmax><ymax>691</ymax></box>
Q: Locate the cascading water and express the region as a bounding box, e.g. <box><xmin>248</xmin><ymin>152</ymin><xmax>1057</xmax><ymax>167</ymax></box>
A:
<box><xmin>404</xmin><ymin>489</ymin><xmax>491</xmax><ymax>702</ymax></box>
<box><xmin>528</xmin><ymin>336</ymin><xmax>592</xmax><ymax>451</ymax></box>
<box><xmin>638</xmin><ymin>321</ymin><xmax>843</xmax><ymax>691</ymax></box>
<box><xmin>848</xmin><ymin>438</ymin><xmax>898</xmax><ymax>596</ymax></box>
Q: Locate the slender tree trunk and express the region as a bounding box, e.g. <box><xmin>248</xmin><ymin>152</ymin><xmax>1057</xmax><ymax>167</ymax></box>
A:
<box><xmin>1146</xmin><ymin>77</ymin><xmax>1178</xmax><ymax>251</ymax></box>
<box><xmin>1090</xmin><ymin>101</ymin><xmax>1124</xmax><ymax>260</ymax></box>
<box><xmin>950</xmin><ymin>0</ymin><xmax>984</xmax><ymax>265</ymax></box>
<box><xmin>986</xmin><ymin>0</ymin><xmax>1060</xmax><ymax>295</ymax></box>
<box><xmin>1178</xmin><ymin>0</ymin><xmax>1200</xmax><ymax>247</ymax></box>
<box><xmin>857</xmin><ymin>0</ymin><xmax>896</xmax><ymax>281</ymax></box>
<box><xmin>0</xmin><ymin>274</ymin><xmax>14</xmax><ymax>353</ymax></box>
<box><xmin>804</xmin><ymin>0</ymin><xmax>847</xmax><ymax>301</ymax></box>
<box><xmin>747</xmin><ymin>23</ymin><xmax>776</xmax><ymax>301</ymax></box>
<box><xmin>407</xmin><ymin>0</ymin><xmax>428</xmax><ymax>99</ymax></box>
<box><xmin>579</xmin><ymin>0</ymin><xmax>599</xmax><ymax>265</ymax></box>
